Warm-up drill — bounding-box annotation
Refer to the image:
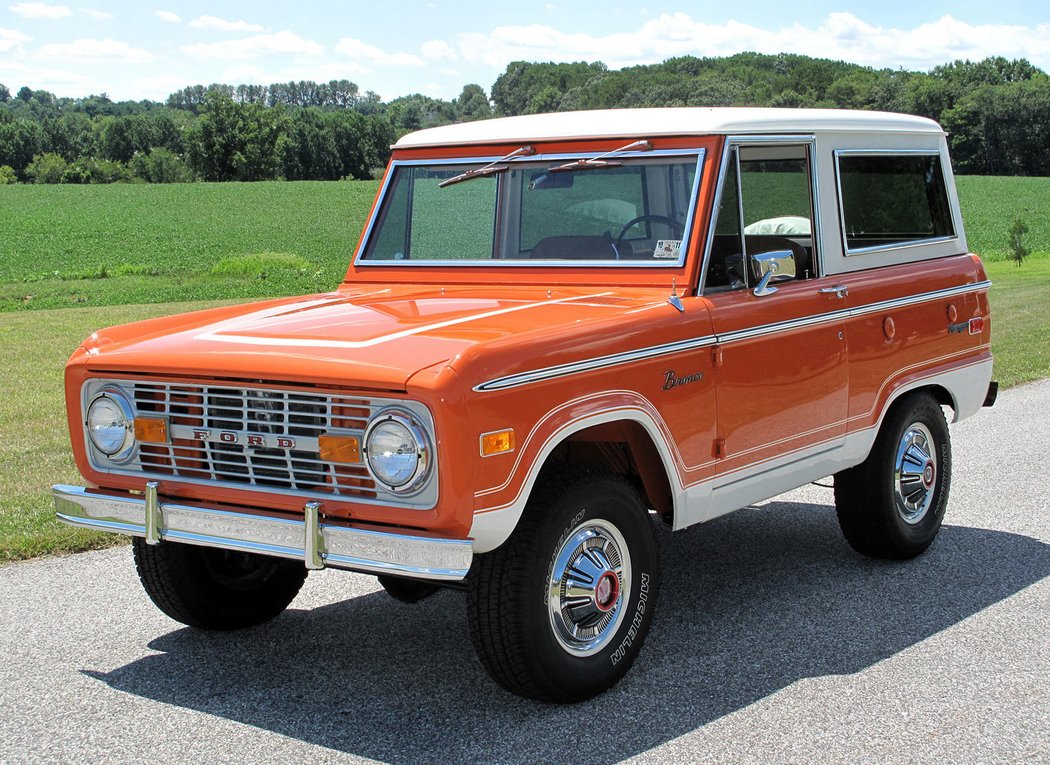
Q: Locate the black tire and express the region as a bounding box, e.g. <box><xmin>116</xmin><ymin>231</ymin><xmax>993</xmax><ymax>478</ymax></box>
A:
<box><xmin>467</xmin><ymin>467</ymin><xmax>659</xmax><ymax>703</ymax></box>
<box><xmin>132</xmin><ymin>539</ymin><xmax>307</xmax><ymax>630</ymax></box>
<box><xmin>377</xmin><ymin>575</ymin><xmax>440</xmax><ymax>603</ymax></box>
<box><xmin>834</xmin><ymin>392</ymin><xmax>952</xmax><ymax>559</ymax></box>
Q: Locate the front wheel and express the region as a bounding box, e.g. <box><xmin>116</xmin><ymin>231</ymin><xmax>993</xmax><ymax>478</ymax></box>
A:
<box><xmin>834</xmin><ymin>392</ymin><xmax>952</xmax><ymax>559</ymax></box>
<box><xmin>132</xmin><ymin>539</ymin><xmax>308</xmax><ymax>630</ymax></box>
<box><xmin>467</xmin><ymin>468</ymin><xmax>659</xmax><ymax>702</ymax></box>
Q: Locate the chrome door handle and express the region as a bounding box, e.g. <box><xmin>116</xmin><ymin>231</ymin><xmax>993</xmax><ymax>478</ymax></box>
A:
<box><xmin>819</xmin><ymin>285</ymin><xmax>849</xmax><ymax>299</ymax></box>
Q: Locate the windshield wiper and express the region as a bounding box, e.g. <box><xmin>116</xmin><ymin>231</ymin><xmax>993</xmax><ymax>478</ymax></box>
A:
<box><xmin>549</xmin><ymin>139</ymin><xmax>653</xmax><ymax>173</ymax></box>
<box><xmin>438</xmin><ymin>145</ymin><xmax>536</xmax><ymax>188</ymax></box>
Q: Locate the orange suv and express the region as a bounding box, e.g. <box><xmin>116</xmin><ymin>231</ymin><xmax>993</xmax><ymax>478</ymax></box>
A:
<box><xmin>55</xmin><ymin>108</ymin><xmax>996</xmax><ymax>702</ymax></box>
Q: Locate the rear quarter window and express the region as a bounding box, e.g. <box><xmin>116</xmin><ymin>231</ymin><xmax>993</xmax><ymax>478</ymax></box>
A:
<box><xmin>836</xmin><ymin>152</ymin><xmax>955</xmax><ymax>254</ymax></box>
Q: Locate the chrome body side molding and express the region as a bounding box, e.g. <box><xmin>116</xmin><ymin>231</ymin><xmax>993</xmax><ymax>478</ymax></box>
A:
<box><xmin>475</xmin><ymin>280</ymin><xmax>992</xmax><ymax>392</ymax></box>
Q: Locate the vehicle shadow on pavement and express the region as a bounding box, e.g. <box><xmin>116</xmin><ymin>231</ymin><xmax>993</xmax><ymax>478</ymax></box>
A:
<box><xmin>83</xmin><ymin>500</ymin><xmax>1050</xmax><ymax>764</ymax></box>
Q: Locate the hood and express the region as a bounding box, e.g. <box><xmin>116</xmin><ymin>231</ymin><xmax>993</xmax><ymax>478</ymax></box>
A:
<box><xmin>77</xmin><ymin>284</ymin><xmax>671</xmax><ymax>390</ymax></box>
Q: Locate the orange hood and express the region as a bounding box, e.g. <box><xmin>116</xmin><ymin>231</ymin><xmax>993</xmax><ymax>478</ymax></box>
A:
<box><xmin>74</xmin><ymin>284</ymin><xmax>677</xmax><ymax>391</ymax></box>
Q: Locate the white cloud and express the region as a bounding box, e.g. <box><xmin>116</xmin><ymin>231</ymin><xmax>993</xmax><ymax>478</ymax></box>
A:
<box><xmin>38</xmin><ymin>37</ymin><xmax>152</xmax><ymax>63</ymax></box>
<box><xmin>182</xmin><ymin>31</ymin><xmax>323</xmax><ymax>60</ymax></box>
<box><xmin>421</xmin><ymin>39</ymin><xmax>457</xmax><ymax>62</ymax></box>
<box><xmin>456</xmin><ymin>12</ymin><xmax>1050</xmax><ymax>74</ymax></box>
<box><xmin>155</xmin><ymin>10</ymin><xmax>180</xmax><ymax>23</ymax></box>
<box><xmin>77</xmin><ymin>7</ymin><xmax>110</xmax><ymax>20</ymax></box>
<box><xmin>335</xmin><ymin>37</ymin><xmax>423</xmax><ymax>67</ymax></box>
<box><xmin>0</xmin><ymin>26</ymin><xmax>31</xmax><ymax>53</ymax></box>
<box><xmin>0</xmin><ymin>59</ymin><xmax>97</xmax><ymax>94</ymax></box>
<box><xmin>188</xmin><ymin>15</ymin><xmax>264</xmax><ymax>33</ymax></box>
<box><xmin>9</xmin><ymin>2</ymin><xmax>71</xmax><ymax>19</ymax></box>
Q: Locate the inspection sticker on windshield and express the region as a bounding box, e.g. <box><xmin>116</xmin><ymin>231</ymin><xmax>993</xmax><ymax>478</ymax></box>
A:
<box><xmin>653</xmin><ymin>240</ymin><xmax>682</xmax><ymax>259</ymax></box>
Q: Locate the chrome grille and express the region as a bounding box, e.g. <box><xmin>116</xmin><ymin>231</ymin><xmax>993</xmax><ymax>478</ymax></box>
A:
<box><xmin>130</xmin><ymin>382</ymin><xmax>378</xmax><ymax>499</ymax></box>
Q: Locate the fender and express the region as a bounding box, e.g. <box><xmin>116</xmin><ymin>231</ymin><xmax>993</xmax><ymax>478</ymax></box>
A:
<box><xmin>842</xmin><ymin>352</ymin><xmax>993</xmax><ymax>464</ymax></box>
<box><xmin>469</xmin><ymin>390</ymin><xmax>703</xmax><ymax>553</ymax></box>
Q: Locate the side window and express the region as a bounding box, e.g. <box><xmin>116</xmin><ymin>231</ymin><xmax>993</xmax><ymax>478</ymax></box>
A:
<box><xmin>837</xmin><ymin>153</ymin><xmax>955</xmax><ymax>253</ymax></box>
<box><xmin>704</xmin><ymin>144</ymin><xmax>817</xmax><ymax>292</ymax></box>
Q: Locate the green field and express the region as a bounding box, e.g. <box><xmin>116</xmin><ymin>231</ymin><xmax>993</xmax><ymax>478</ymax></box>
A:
<box><xmin>956</xmin><ymin>176</ymin><xmax>1050</xmax><ymax>261</ymax></box>
<box><xmin>0</xmin><ymin>181</ymin><xmax>379</xmax><ymax>311</ymax></box>
<box><xmin>2</xmin><ymin>175</ymin><xmax>1046</xmax><ymax>311</ymax></box>
<box><xmin>0</xmin><ymin>177</ymin><xmax>1048</xmax><ymax>563</ymax></box>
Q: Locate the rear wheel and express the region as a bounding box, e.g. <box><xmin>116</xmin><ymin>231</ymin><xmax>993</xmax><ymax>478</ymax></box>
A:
<box><xmin>835</xmin><ymin>392</ymin><xmax>952</xmax><ymax>559</ymax></box>
<box><xmin>467</xmin><ymin>468</ymin><xmax>659</xmax><ymax>702</ymax></box>
<box><xmin>132</xmin><ymin>539</ymin><xmax>307</xmax><ymax>630</ymax></box>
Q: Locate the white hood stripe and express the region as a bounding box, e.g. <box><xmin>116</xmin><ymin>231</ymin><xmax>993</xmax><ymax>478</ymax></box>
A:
<box><xmin>194</xmin><ymin>292</ymin><xmax>613</xmax><ymax>350</ymax></box>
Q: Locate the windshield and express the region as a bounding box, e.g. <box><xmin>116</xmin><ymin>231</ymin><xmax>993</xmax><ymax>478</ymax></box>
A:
<box><xmin>358</xmin><ymin>150</ymin><xmax>703</xmax><ymax>266</ymax></box>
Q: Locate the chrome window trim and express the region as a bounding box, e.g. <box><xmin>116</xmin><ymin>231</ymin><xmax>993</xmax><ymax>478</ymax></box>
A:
<box><xmin>697</xmin><ymin>139</ymin><xmax>734</xmax><ymax>295</ymax></box>
<box><xmin>354</xmin><ymin>149</ymin><xmax>706</xmax><ymax>269</ymax></box>
<box><xmin>698</xmin><ymin>135</ymin><xmax>820</xmax><ymax>296</ymax></box>
<box><xmin>833</xmin><ymin>149</ymin><xmax>960</xmax><ymax>257</ymax></box>
<box><xmin>475</xmin><ymin>280</ymin><xmax>991</xmax><ymax>391</ymax></box>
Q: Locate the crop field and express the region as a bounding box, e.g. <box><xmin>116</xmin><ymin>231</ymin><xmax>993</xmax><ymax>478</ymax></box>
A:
<box><xmin>955</xmin><ymin>175</ymin><xmax>1050</xmax><ymax>260</ymax></box>
<box><xmin>0</xmin><ymin>176</ymin><xmax>1048</xmax><ymax>562</ymax></box>
<box><xmin>0</xmin><ymin>181</ymin><xmax>379</xmax><ymax>311</ymax></box>
<box><xmin>1</xmin><ymin>175</ymin><xmax>1046</xmax><ymax>312</ymax></box>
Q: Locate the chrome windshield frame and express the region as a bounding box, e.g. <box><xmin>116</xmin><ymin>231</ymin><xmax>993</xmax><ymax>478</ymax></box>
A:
<box><xmin>353</xmin><ymin>148</ymin><xmax>706</xmax><ymax>269</ymax></box>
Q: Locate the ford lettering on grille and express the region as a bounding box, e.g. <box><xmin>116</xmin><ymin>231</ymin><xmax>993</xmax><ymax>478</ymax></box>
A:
<box><xmin>185</xmin><ymin>427</ymin><xmax>296</xmax><ymax>449</ymax></box>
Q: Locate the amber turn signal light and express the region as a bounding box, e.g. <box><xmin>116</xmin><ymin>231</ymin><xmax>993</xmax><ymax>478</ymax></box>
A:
<box><xmin>133</xmin><ymin>417</ymin><xmax>168</xmax><ymax>444</ymax></box>
<box><xmin>481</xmin><ymin>429</ymin><xmax>515</xmax><ymax>457</ymax></box>
<box><xmin>319</xmin><ymin>434</ymin><xmax>361</xmax><ymax>464</ymax></box>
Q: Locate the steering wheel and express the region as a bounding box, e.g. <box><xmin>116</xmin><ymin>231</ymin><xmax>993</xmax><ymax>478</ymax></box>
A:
<box><xmin>615</xmin><ymin>215</ymin><xmax>684</xmax><ymax>251</ymax></box>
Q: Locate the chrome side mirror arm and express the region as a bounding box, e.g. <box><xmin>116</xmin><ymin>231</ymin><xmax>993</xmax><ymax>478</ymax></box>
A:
<box><xmin>752</xmin><ymin>267</ymin><xmax>778</xmax><ymax>297</ymax></box>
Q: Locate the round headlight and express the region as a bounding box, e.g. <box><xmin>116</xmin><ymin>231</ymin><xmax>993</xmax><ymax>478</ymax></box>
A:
<box><xmin>364</xmin><ymin>411</ymin><xmax>431</xmax><ymax>493</ymax></box>
<box><xmin>86</xmin><ymin>389</ymin><xmax>135</xmax><ymax>458</ymax></box>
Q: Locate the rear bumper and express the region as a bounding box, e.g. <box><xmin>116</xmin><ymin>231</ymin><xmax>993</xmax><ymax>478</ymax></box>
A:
<box><xmin>984</xmin><ymin>380</ymin><xmax>999</xmax><ymax>407</ymax></box>
<box><xmin>53</xmin><ymin>483</ymin><xmax>472</xmax><ymax>582</ymax></box>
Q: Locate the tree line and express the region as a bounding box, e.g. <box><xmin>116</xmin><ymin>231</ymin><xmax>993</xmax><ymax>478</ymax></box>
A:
<box><xmin>1</xmin><ymin>53</ymin><xmax>1048</xmax><ymax>184</ymax></box>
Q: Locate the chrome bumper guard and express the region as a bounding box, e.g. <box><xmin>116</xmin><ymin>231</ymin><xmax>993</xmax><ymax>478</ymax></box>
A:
<box><xmin>53</xmin><ymin>483</ymin><xmax>472</xmax><ymax>581</ymax></box>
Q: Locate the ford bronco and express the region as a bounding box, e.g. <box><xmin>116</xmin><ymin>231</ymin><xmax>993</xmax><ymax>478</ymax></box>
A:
<box><xmin>55</xmin><ymin>108</ymin><xmax>996</xmax><ymax>702</ymax></box>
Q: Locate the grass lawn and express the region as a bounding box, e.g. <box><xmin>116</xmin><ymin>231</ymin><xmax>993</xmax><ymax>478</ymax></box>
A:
<box><xmin>984</xmin><ymin>255</ymin><xmax>1050</xmax><ymax>386</ymax></box>
<box><xmin>0</xmin><ymin>301</ymin><xmax>240</xmax><ymax>561</ymax></box>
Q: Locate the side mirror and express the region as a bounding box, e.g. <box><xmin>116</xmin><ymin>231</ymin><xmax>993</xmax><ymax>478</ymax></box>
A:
<box><xmin>751</xmin><ymin>249</ymin><xmax>795</xmax><ymax>297</ymax></box>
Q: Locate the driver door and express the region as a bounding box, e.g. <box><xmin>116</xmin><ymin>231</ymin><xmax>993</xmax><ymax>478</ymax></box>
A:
<box><xmin>702</xmin><ymin>140</ymin><xmax>848</xmax><ymax>517</ymax></box>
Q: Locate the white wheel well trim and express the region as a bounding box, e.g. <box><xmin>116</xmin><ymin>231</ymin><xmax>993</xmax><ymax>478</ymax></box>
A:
<box><xmin>876</xmin><ymin>356</ymin><xmax>990</xmax><ymax>426</ymax></box>
<box><xmin>469</xmin><ymin>408</ymin><xmax>683</xmax><ymax>553</ymax></box>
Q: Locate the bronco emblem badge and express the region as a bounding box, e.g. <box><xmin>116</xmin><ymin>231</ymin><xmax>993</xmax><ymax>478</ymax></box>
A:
<box><xmin>662</xmin><ymin>370</ymin><xmax>704</xmax><ymax>390</ymax></box>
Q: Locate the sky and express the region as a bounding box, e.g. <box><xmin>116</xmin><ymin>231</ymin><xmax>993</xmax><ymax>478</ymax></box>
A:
<box><xmin>1</xmin><ymin>0</ymin><xmax>1049</xmax><ymax>103</ymax></box>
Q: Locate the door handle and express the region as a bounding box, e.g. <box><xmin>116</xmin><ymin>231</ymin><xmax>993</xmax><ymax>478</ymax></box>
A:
<box><xmin>819</xmin><ymin>285</ymin><xmax>849</xmax><ymax>299</ymax></box>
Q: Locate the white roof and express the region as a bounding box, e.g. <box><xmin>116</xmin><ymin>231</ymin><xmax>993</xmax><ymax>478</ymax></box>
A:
<box><xmin>394</xmin><ymin>107</ymin><xmax>943</xmax><ymax>148</ymax></box>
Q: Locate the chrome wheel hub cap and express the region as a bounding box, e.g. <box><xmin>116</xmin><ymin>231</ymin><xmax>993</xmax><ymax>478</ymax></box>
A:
<box><xmin>895</xmin><ymin>422</ymin><xmax>937</xmax><ymax>524</ymax></box>
<box><xmin>547</xmin><ymin>519</ymin><xmax>631</xmax><ymax>656</ymax></box>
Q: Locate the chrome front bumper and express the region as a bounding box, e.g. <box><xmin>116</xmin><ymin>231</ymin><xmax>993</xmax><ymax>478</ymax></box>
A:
<box><xmin>53</xmin><ymin>483</ymin><xmax>472</xmax><ymax>581</ymax></box>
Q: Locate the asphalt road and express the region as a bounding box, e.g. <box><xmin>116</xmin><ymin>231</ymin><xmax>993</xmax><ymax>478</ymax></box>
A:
<box><xmin>2</xmin><ymin>381</ymin><xmax>1048</xmax><ymax>765</ymax></box>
